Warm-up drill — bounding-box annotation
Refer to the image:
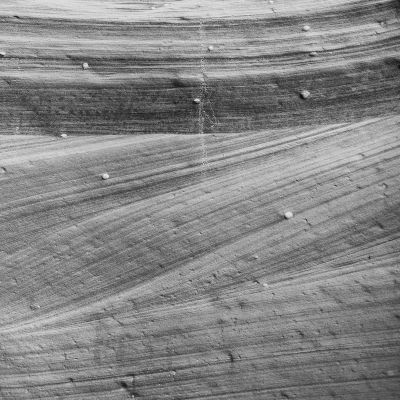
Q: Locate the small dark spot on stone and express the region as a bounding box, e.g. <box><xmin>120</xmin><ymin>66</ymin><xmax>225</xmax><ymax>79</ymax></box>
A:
<box><xmin>297</xmin><ymin>329</ymin><xmax>305</xmax><ymax>338</ymax></box>
<box><xmin>228</xmin><ymin>351</ymin><xmax>235</xmax><ymax>363</ymax></box>
<box><xmin>361</xmin><ymin>284</ymin><xmax>372</xmax><ymax>294</ymax></box>
<box><xmin>383</xmin><ymin>58</ymin><xmax>400</xmax><ymax>68</ymax></box>
<box><xmin>280</xmin><ymin>390</ymin><xmax>291</xmax><ymax>399</ymax></box>
<box><xmin>238</xmin><ymin>300</ymin><xmax>246</xmax><ymax>309</ymax></box>
<box><xmin>375</xmin><ymin>221</ymin><xmax>385</xmax><ymax>230</ymax></box>
<box><xmin>119</xmin><ymin>380</ymin><xmax>138</xmax><ymax>398</ymax></box>
<box><xmin>171</xmin><ymin>78</ymin><xmax>188</xmax><ymax>88</ymax></box>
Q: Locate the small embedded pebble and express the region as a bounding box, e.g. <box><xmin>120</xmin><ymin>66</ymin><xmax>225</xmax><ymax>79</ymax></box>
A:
<box><xmin>60</xmin><ymin>133</ymin><xmax>68</xmax><ymax>138</ymax></box>
<box><xmin>302</xmin><ymin>25</ymin><xmax>311</xmax><ymax>32</ymax></box>
<box><xmin>0</xmin><ymin>51</ymin><xmax>6</xmax><ymax>58</ymax></box>
<box><xmin>262</xmin><ymin>283</ymin><xmax>269</xmax><ymax>288</ymax></box>
<box><xmin>251</xmin><ymin>254</ymin><xmax>259</xmax><ymax>260</ymax></box>
<box><xmin>300</xmin><ymin>90</ymin><xmax>311</xmax><ymax>99</ymax></box>
<box><xmin>284</xmin><ymin>211</ymin><xmax>294</xmax><ymax>219</ymax></box>
<box><xmin>309</xmin><ymin>51</ymin><xmax>318</xmax><ymax>57</ymax></box>
<box><xmin>386</xmin><ymin>370</ymin><xmax>396</xmax><ymax>377</ymax></box>
<box><xmin>208</xmin><ymin>45</ymin><xmax>214</xmax><ymax>51</ymax></box>
<box><xmin>82</xmin><ymin>62</ymin><xmax>89</xmax><ymax>70</ymax></box>
<box><xmin>101</xmin><ymin>173</ymin><xmax>110</xmax><ymax>180</ymax></box>
<box><xmin>193</xmin><ymin>98</ymin><xmax>201</xmax><ymax>104</ymax></box>
<box><xmin>30</xmin><ymin>304</ymin><xmax>41</xmax><ymax>311</ymax></box>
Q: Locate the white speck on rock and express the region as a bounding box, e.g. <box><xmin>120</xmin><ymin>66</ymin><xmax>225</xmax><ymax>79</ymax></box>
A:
<box><xmin>193</xmin><ymin>98</ymin><xmax>201</xmax><ymax>104</ymax></box>
<box><xmin>309</xmin><ymin>51</ymin><xmax>318</xmax><ymax>57</ymax></box>
<box><xmin>82</xmin><ymin>62</ymin><xmax>89</xmax><ymax>70</ymax></box>
<box><xmin>302</xmin><ymin>25</ymin><xmax>311</xmax><ymax>32</ymax></box>
<box><xmin>300</xmin><ymin>90</ymin><xmax>311</xmax><ymax>99</ymax></box>
<box><xmin>60</xmin><ymin>133</ymin><xmax>68</xmax><ymax>138</ymax></box>
<box><xmin>208</xmin><ymin>45</ymin><xmax>214</xmax><ymax>51</ymax></box>
<box><xmin>101</xmin><ymin>173</ymin><xmax>110</xmax><ymax>180</ymax></box>
<box><xmin>262</xmin><ymin>283</ymin><xmax>269</xmax><ymax>288</ymax></box>
<box><xmin>284</xmin><ymin>211</ymin><xmax>294</xmax><ymax>219</ymax></box>
<box><xmin>0</xmin><ymin>51</ymin><xmax>6</xmax><ymax>58</ymax></box>
<box><xmin>30</xmin><ymin>304</ymin><xmax>40</xmax><ymax>310</ymax></box>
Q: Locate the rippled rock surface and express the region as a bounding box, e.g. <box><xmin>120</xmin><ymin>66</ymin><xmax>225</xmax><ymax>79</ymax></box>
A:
<box><xmin>0</xmin><ymin>1</ymin><xmax>399</xmax><ymax>399</ymax></box>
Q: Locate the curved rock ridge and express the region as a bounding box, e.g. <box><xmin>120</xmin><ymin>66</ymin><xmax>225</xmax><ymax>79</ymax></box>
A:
<box><xmin>0</xmin><ymin>0</ymin><xmax>399</xmax><ymax>134</ymax></box>
<box><xmin>0</xmin><ymin>115</ymin><xmax>399</xmax><ymax>398</ymax></box>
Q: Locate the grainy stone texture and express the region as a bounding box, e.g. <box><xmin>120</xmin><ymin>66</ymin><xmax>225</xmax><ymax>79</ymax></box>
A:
<box><xmin>0</xmin><ymin>0</ymin><xmax>399</xmax><ymax>135</ymax></box>
<box><xmin>0</xmin><ymin>1</ymin><xmax>400</xmax><ymax>399</ymax></box>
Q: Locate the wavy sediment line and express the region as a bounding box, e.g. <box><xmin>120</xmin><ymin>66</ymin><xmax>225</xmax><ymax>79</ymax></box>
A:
<box><xmin>1</xmin><ymin>115</ymin><xmax>399</xmax><ymax>398</ymax></box>
<box><xmin>0</xmin><ymin>0</ymin><xmax>399</xmax><ymax>134</ymax></box>
<box><xmin>1</xmin><ymin>1</ymin><xmax>400</xmax><ymax>399</ymax></box>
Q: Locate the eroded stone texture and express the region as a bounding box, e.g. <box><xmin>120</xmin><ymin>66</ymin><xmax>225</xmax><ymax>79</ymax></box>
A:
<box><xmin>0</xmin><ymin>1</ymin><xmax>399</xmax><ymax>399</ymax></box>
